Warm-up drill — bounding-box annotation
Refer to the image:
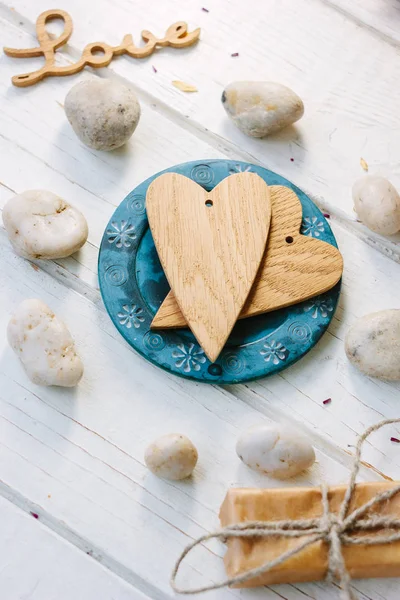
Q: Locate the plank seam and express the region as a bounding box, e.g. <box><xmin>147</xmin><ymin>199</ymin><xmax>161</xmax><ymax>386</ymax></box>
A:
<box><xmin>317</xmin><ymin>0</ymin><xmax>400</xmax><ymax>50</ymax></box>
<box><xmin>0</xmin><ymin>479</ymin><xmax>170</xmax><ymax>600</ymax></box>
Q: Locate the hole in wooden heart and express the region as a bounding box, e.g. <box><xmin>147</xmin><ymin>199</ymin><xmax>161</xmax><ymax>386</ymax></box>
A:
<box><xmin>285</xmin><ymin>236</ymin><xmax>294</xmax><ymax>244</ymax></box>
<box><xmin>205</xmin><ymin>199</ymin><xmax>213</xmax><ymax>207</ymax></box>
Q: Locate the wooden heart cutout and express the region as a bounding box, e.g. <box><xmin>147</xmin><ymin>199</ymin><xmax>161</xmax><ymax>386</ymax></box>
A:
<box><xmin>151</xmin><ymin>185</ymin><xmax>343</xmax><ymax>330</ymax></box>
<box><xmin>146</xmin><ymin>172</ymin><xmax>272</xmax><ymax>362</ymax></box>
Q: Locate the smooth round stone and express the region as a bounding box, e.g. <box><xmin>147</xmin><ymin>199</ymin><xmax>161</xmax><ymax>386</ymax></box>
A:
<box><xmin>352</xmin><ymin>175</ymin><xmax>400</xmax><ymax>236</ymax></box>
<box><xmin>345</xmin><ymin>310</ymin><xmax>400</xmax><ymax>380</ymax></box>
<box><xmin>65</xmin><ymin>78</ymin><xmax>141</xmax><ymax>150</ymax></box>
<box><xmin>144</xmin><ymin>434</ymin><xmax>198</xmax><ymax>480</ymax></box>
<box><xmin>221</xmin><ymin>81</ymin><xmax>304</xmax><ymax>137</ymax></box>
<box><xmin>2</xmin><ymin>190</ymin><xmax>88</xmax><ymax>259</ymax></box>
<box><xmin>236</xmin><ymin>424</ymin><xmax>315</xmax><ymax>479</ymax></box>
<box><xmin>7</xmin><ymin>299</ymin><xmax>84</xmax><ymax>387</ymax></box>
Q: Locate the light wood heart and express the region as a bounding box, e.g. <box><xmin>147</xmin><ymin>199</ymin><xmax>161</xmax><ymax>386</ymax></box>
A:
<box><xmin>146</xmin><ymin>172</ymin><xmax>272</xmax><ymax>362</ymax></box>
<box><xmin>151</xmin><ymin>185</ymin><xmax>343</xmax><ymax>330</ymax></box>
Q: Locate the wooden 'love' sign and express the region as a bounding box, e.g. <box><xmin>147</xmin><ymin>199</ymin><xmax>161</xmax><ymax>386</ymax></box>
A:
<box><xmin>4</xmin><ymin>9</ymin><xmax>200</xmax><ymax>87</ymax></box>
<box><xmin>151</xmin><ymin>185</ymin><xmax>343</xmax><ymax>329</ymax></box>
<box><xmin>146</xmin><ymin>173</ymin><xmax>271</xmax><ymax>362</ymax></box>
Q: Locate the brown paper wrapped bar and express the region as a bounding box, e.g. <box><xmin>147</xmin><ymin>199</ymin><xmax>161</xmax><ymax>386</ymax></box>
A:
<box><xmin>220</xmin><ymin>482</ymin><xmax>400</xmax><ymax>587</ymax></box>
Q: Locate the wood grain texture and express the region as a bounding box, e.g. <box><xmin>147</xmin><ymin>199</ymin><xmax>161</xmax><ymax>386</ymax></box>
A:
<box><xmin>146</xmin><ymin>172</ymin><xmax>271</xmax><ymax>361</ymax></box>
<box><xmin>152</xmin><ymin>185</ymin><xmax>343</xmax><ymax>329</ymax></box>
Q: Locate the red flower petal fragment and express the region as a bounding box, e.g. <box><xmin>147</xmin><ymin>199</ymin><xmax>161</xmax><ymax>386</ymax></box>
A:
<box><xmin>231</xmin><ymin>52</ymin><xmax>239</xmax><ymax>57</ymax></box>
<box><xmin>201</xmin><ymin>7</ymin><xmax>209</xmax><ymax>12</ymax></box>
<box><xmin>323</xmin><ymin>398</ymin><xmax>332</xmax><ymax>405</ymax></box>
<box><xmin>30</xmin><ymin>512</ymin><xmax>39</xmax><ymax>519</ymax></box>
<box><xmin>391</xmin><ymin>437</ymin><xmax>400</xmax><ymax>443</ymax></box>
<box><xmin>152</xmin><ymin>65</ymin><xmax>157</xmax><ymax>73</ymax></box>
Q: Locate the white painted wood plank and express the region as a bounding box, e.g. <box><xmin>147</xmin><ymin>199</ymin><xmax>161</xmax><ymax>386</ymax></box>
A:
<box><xmin>3</xmin><ymin>0</ymin><xmax>400</xmax><ymax>262</ymax></box>
<box><xmin>1</xmin><ymin>2</ymin><xmax>400</xmax><ymax>598</ymax></box>
<box><xmin>321</xmin><ymin>0</ymin><xmax>400</xmax><ymax>46</ymax></box>
<box><xmin>0</xmin><ymin>0</ymin><xmax>396</xmax><ymax>488</ymax></box>
<box><xmin>0</xmin><ymin>229</ymin><xmax>395</xmax><ymax>600</ymax></box>
<box><xmin>1</xmin><ymin>104</ymin><xmax>400</xmax><ymax>486</ymax></box>
<box><xmin>1</xmin><ymin>4</ymin><xmax>396</xmax><ymax>472</ymax></box>
<box><xmin>2</xmin><ymin>26</ymin><xmax>400</xmax><ymax>486</ymax></box>
<box><xmin>0</xmin><ymin>16</ymin><xmax>228</xmax><ymax>290</ymax></box>
<box><xmin>1</xmin><ymin>6</ymin><xmax>399</xmax><ymax>290</ymax></box>
<box><xmin>232</xmin><ymin>218</ymin><xmax>400</xmax><ymax>481</ymax></box>
<box><xmin>0</xmin><ymin>495</ymin><xmax>151</xmax><ymax>600</ymax></box>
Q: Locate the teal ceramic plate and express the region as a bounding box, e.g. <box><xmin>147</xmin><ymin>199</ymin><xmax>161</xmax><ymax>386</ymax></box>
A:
<box><xmin>98</xmin><ymin>160</ymin><xmax>341</xmax><ymax>384</ymax></box>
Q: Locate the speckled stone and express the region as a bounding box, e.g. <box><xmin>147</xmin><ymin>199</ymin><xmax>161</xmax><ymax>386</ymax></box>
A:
<box><xmin>345</xmin><ymin>310</ymin><xmax>400</xmax><ymax>380</ymax></box>
<box><xmin>7</xmin><ymin>299</ymin><xmax>84</xmax><ymax>387</ymax></box>
<box><xmin>144</xmin><ymin>433</ymin><xmax>198</xmax><ymax>480</ymax></box>
<box><xmin>236</xmin><ymin>424</ymin><xmax>315</xmax><ymax>479</ymax></box>
<box><xmin>221</xmin><ymin>81</ymin><xmax>304</xmax><ymax>137</ymax></box>
<box><xmin>65</xmin><ymin>78</ymin><xmax>141</xmax><ymax>151</ymax></box>
<box><xmin>2</xmin><ymin>190</ymin><xmax>88</xmax><ymax>259</ymax></box>
<box><xmin>352</xmin><ymin>175</ymin><xmax>400</xmax><ymax>236</ymax></box>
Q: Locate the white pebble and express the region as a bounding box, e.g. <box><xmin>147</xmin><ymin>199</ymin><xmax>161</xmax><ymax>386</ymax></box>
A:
<box><xmin>2</xmin><ymin>190</ymin><xmax>88</xmax><ymax>260</ymax></box>
<box><xmin>236</xmin><ymin>424</ymin><xmax>315</xmax><ymax>479</ymax></box>
<box><xmin>352</xmin><ymin>175</ymin><xmax>400</xmax><ymax>236</ymax></box>
<box><xmin>345</xmin><ymin>309</ymin><xmax>400</xmax><ymax>380</ymax></box>
<box><xmin>145</xmin><ymin>434</ymin><xmax>198</xmax><ymax>480</ymax></box>
<box><xmin>7</xmin><ymin>299</ymin><xmax>84</xmax><ymax>387</ymax></box>
<box><xmin>65</xmin><ymin>78</ymin><xmax>141</xmax><ymax>150</ymax></box>
<box><xmin>221</xmin><ymin>81</ymin><xmax>304</xmax><ymax>137</ymax></box>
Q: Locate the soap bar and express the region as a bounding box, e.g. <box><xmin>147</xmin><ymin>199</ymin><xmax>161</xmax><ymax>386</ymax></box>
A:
<box><xmin>219</xmin><ymin>483</ymin><xmax>400</xmax><ymax>587</ymax></box>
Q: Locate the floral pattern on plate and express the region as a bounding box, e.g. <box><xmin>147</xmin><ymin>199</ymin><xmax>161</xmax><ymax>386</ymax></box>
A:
<box><xmin>260</xmin><ymin>340</ymin><xmax>288</xmax><ymax>364</ymax></box>
<box><xmin>301</xmin><ymin>216</ymin><xmax>324</xmax><ymax>237</ymax></box>
<box><xmin>303</xmin><ymin>297</ymin><xmax>334</xmax><ymax>319</ymax></box>
<box><xmin>172</xmin><ymin>343</ymin><xmax>206</xmax><ymax>372</ymax></box>
<box><xmin>117</xmin><ymin>304</ymin><xmax>145</xmax><ymax>328</ymax></box>
<box><xmin>107</xmin><ymin>221</ymin><xmax>136</xmax><ymax>248</ymax></box>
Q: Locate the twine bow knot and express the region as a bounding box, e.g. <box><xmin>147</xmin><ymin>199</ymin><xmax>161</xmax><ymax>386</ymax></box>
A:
<box><xmin>171</xmin><ymin>418</ymin><xmax>400</xmax><ymax>600</ymax></box>
<box><xmin>322</xmin><ymin>511</ymin><xmax>342</xmax><ymax>533</ymax></box>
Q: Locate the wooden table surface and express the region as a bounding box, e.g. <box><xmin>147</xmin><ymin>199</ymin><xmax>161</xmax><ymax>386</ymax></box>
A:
<box><xmin>1</xmin><ymin>1</ymin><xmax>400</xmax><ymax>598</ymax></box>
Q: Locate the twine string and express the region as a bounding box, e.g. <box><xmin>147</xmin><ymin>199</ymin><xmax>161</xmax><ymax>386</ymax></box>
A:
<box><xmin>171</xmin><ymin>418</ymin><xmax>400</xmax><ymax>598</ymax></box>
